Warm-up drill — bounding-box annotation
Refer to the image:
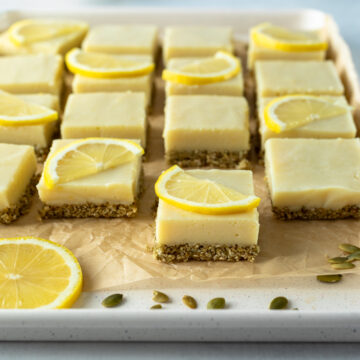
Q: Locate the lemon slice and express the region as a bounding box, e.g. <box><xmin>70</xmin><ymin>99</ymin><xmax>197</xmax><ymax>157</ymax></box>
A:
<box><xmin>251</xmin><ymin>23</ymin><xmax>328</xmax><ymax>52</ymax></box>
<box><xmin>0</xmin><ymin>91</ymin><xmax>58</xmax><ymax>126</ymax></box>
<box><xmin>162</xmin><ymin>51</ymin><xmax>241</xmax><ymax>85</ymax></box>
<box><xmin>264</xmin><ymin>95</ymin><xmax>349</xmax><ymax>133</ymax></box>
<box><xmin>0</xmin><ymin>237</ymin><xmax>82</xmax><ymax>309</ymax></box>
<box><xmin>44</xmin><ymin>138</ymin><xmax>144</xmax><ymax>189</ymax></box>
<box><xmin>155</xmin><ymin>165</ymin><xmax>260</xmax><ymax>215</ymax></box>
<box><xmin>65</xmin><ymin>48</ymin><xmax>155</xmax><ymax>78</ymax></box>
<box><xmin>8</xmin><ymin>19</ymin><xmax>88</xmax><ymax>46</ymax></box>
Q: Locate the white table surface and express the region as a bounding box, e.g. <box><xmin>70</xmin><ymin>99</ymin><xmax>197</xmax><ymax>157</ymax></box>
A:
<box><xmin>1</xmin><ymin>0</ymin><xmax>360</xmax><ymax>358</ymax></box>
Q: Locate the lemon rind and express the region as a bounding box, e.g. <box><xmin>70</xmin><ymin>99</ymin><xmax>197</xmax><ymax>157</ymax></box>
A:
<box><xmin>65</xmin><ymin>48</ymin><xmax>155</xmax><ymax>79</ymax></box>
<box><xmin>251</xmin><ymin>23</ymin><xmax>328</xmax><ymax>53</ymax></box>
<box><xmin>155</xmin><ymin>165</ymin><xmax>260</xmax><ymax>215</ymax></box>
<box><xmin>44</xmin><ymin>138</ymin><xmax>144</xmax><ymax>189</ymax></box>
<box><xmin>162</xmin><ymin>51</ymin><xmax>241</xmax><ymax>86</ymax></box>
<box><xmin>0</xmin><ymin>236</ymin><xmax>83</xmax><ymax>309</ymax></box>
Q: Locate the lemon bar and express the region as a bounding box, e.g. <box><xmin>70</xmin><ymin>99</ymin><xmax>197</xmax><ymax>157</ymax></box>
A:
<box><xmin>82</xmin><ymin>25</ymin><xmax>158</xmax><ymax>58</ymax></box>
<box><xmin>255</xmin><ymin>61</ymin><xmax>344</xmax><ymax>97</ymax></box>
<box><xmin>0</xmin><ymin>144</ymin><xmax>37</xmax><ymax>224</ymax></box>
<box><xmin>164</xmin><ymin>95</ymin><xmax>250</xmax><ymax>168</ymax></box>
<box><xmin>0</xmin><ymin>21</ymin><xmax>88</xmax><ymax>55</ymax></box>
<box><xmin>0</xmin><ymin>94</ymin><xmax>59</xmax><ymax>159</ymax></box>
<box><xmin>61</xmin><ymin>92</ymin><xmax>147</xmax><ymax>147</ymax></box>
<box><xmin>258</xmin><ymin>96</ymin><xmax>356</xmax><ymax>151</ymax></box>
<box><xmin>155</xmin><ymin>169</ymin><xmax>259</xmax><ymax>262</ymax></box>
<box><xmin>163</xmin><ymin>26</ymin><xmax>234</xmax><ymax>64</ymax></box>
<box><xmin>72</xmin><ymin>55</ymin><xmax>152</xmax><ymax>107</ymax></box>
<box><xmin>265</xmin><ymin>138</ymin><xmax>360</xmax><ymax>220</ymax></box>
<box><xmin>165</xmin><ymin>57</ymin><xmax>243</xmax><ymax>97</ymax></box>
<box><xmin>37</xmin><ymin>139</ymin><xmax>143</xmax><ymax>219</ymax></box>
<box><xmin>0</xmin><ymin>55</ymin><xmax>63</xmax><ymax>95</ymax></box>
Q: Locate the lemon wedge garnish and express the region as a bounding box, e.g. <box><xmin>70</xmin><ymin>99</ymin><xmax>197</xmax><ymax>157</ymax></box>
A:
<box><xmin>0</xmin><ymin>237</ymin><xmax>82</xmax><ymax>309</ymax></box>
<box><xmin>44</xmin><ymin>138</ymin><xmax>144</xmax><ymax>189</ymax></box>
<box><xmin>65</xmin><ymin>48</ymin><xmax>155</xmax><ymax>78</ymax></box>
<box><xmin>264</xmin><ymin>95</ymin><xmax>349</xmax><ymax>133</ymax></box>
<box><xmin>0</xmin><ymin>90</ymin><xmax>58</xmax><ymax>126</ymax></box>
<box><xmin>251</xmin><ymin>23</ymin><xmax>328</xmax><ymax>52</ymax></box>
<box><xmin>155</xmin><ymin>165</ymin><xmax>260</xmax><ymax>215</ymax></box>
<box><xmin>8</xmin><ymin>19</ymin><xmax>88</xmax><ymax>46</ymax></box>
<box><xmin>162</xmin><ymin>51</ymin><xmax>241</xmax><ymax>85</ymax></box>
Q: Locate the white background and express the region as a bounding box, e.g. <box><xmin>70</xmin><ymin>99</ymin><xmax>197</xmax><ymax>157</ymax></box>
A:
<box><xmin>0</xmin><ymin>0</ymin><xmax>360</xmax><ymax>358</ymax></box>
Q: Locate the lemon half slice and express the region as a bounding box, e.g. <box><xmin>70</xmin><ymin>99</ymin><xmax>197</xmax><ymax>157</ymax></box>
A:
<box><xmin>8</xmin><ymin>19</ymin><xmax>88</xmax><ymax>46</ymax></box>
<box><xmin>0</xmin><ymin>91</ymin><xmax>58</xmax><ymax>126</ymax></box>
<box><xmin>155</xmin><ymin>165</ymin><xmax>260</xmax><ymax>215</ymax></box>
<box><xmin>251</xmin><ymin>23</ymin><xmax>328</xmax><ymax>52</ymax></box>
<box><xmin>65</xmin><ymin>48</ymin><xmax>155</xmax><ymax>78</ymax></box>
<box><xmin>44</xmin><ymin>138</ymin><xmax>144</xmax><ymax>189</ymax></box>
<box><xmin>162</xmin><ymin>51</ymin><xmax>241</xmax><ymax>85</ymax></box>
<box><xmin>264</xmin><ymin>95</ymin><xmax>349</xmax><ymax>133</ymax></box>
<box><xmin>0</xmin><ymin>237</ymin><xmax>82</xmax><ymax>309</ymax></box>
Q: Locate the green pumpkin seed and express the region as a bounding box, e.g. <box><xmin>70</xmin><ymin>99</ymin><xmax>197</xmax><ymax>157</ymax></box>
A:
<box><xmin>182</xmin><ymin>295</ymin><xmax>197</xmax><ymax>309</ymax></box>
<box><xmin>346</xmin><ymin>251</ymin><xmax>360</xmax><ymax>262</ymax></box>
<box><xmin>316</xmin><ymin>274</ymin><xmax>342</xmax><ymax>283</ymax></box>
<box><xmin>152</xmin><ymin>290</ymin><xmax>169</xmax><ymax>303</ymax></box>
<box><xmin>269</xmin><ymin>296</ymin><xmax>288</xmax><ymax>310</ymax></box>
<box><xmin>331</xmin><ymin>262</ymin><xmax>355</xmax><ymax>270</ymax></box>
<box><xmin>150</xmin><ymin>304</ymin><xmax>162</xmax><ymax>310</ymax></box>
<box><xmin>207</xmin><ymin>297</ymin><xmax>225</xmax><ymax>309</ymax></box>
<box><xmin>101</xmin><ymin>293</ymin><xmax>123</xmax><ymax>308</ymax></box>
<box><xmin>339</xmin><ymin>243</ymin><xmax>360</xmax><ymax>254</ymax></box>
<box><xmin>328</xmin><ymin>256</ymin><xmax>348</xmax><ymax>264</ymax></box>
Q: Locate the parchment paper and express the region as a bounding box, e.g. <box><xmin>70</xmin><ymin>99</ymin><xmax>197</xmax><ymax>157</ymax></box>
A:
<box><xmin>0</xmin><ymin>29</ymin><xmax>359</xmax><ymax>292</ymax></box>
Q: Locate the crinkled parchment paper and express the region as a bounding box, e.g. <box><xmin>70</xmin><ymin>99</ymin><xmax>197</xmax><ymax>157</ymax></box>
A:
<box><xmin>0</xmin><ymin>37</ymin><xmax>360</xmax><ymax>292</ymax></box>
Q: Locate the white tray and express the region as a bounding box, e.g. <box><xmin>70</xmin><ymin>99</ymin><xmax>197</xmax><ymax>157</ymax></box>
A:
<box><xmin>1</xmin><ymin>7</ymin><xmax>360</xmax><ymax>342</ymax></box>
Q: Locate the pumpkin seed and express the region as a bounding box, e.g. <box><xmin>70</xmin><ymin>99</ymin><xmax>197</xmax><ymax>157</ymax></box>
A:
<box><xmin>182</xmin><ymin>295</ymin><xmax>197</xmax><ymax>309</ymax></box>
<box><xmin>331</xmin><ymin>262</ymin><xmax>355</xmax><ymax>270</ymax></box>
<box><xmin>339</xmin><ymin>243</ymin><xmax>360</xmax><ymax>254</ymax></box>
<box><xmin>346</xmin><ymin>251</ymin><xmax>360</xmax><ymax>262</ymax></box>
<box><xmin>207</xmin><ymin>297</ymin><xmax>225</xmax><ymax>309</ymax></box>
<box><xmin>150</xmin><ymin>304</ymin><xmax>162</xmax><ymax>310</ymax></box>
<box><xmin>328</xmin><ymin>256</ymin><xmax>347</xmax><ymax>264</ymax></box>
<box><xmin>316</xmin><ymin>274</ymin><xmax>342</xmax><ymax>283</ymax></box>
<box><xmin>269</xmin><ymin>296</ymin><xmax>288</xmax><ymax>310</ymax></box>
<box><xmin>152</xmin><ymin>290</ymin><xmax>169</xmax><ymax>303</ymax></box>
<box><xmin>101</xmin><ymin>293</ymin><xmax>123</xmax><ymax>308</ymax></box>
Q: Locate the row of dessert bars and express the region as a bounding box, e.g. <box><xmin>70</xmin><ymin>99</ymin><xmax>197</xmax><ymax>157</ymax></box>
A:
<box><xmin>0</xmin><ymin>20</ymin><xmax>358</xmax><ymax>265</ymax></box>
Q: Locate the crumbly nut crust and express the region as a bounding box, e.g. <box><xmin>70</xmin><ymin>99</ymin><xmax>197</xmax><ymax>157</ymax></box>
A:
<box><xmin>39</xmin><ymin>201</ymin><xmax>138</xmax><ymax>219</ymax></box>
<box><xmin>0</xmin><ymin>175</ymin><xmax>39</xmax><ymax>224</ymax></box>
<box><xmin>166</xmin><ymin>150</ymin><xmax>250</xmax><ymax>169</ymax></box>
<box><xmin>35</xmin><ymin>146</ymin><xmax>50</xmax><ymax>163</ymax></box>
<box><xmin>154</xmin><ymin>243</ymin><xmax>260</xmax><ymax>263</ymax></box>
<box><xmin>272</xmin><ymin>205</ymin><xmax>360</xmax><ymax>220</ymax></box>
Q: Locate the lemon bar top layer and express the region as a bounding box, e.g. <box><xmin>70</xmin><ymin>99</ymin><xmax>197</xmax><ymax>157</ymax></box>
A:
<box><xmin>156</xmin><ymin>169</ymin><xmax>259</xmax><ymax>247</ymax></box>
<box><xmin>82</xmin><ymin>25</ymin><xmax>158</xmax><ymax>56</ymax></box>
<box><xmin>165</xmin><ymin>57</ymin><xmax>243</xmax><ymax>97</ymax></box>
<box><xmin>265</xmin><ymin>138</ymin><xmax>360</xmax><ymax>210</ymax></box>
<box><xmin>72</xmin><ymin>54</ymin><xmax>152</xmax><ymax>106</ymax></box>
<box><xmin>247</xmin><ymin>39</ymin><xmax>325</xmax><ymax>70</ymax></box>
<box><xmin>255</xmin><ymin>60</ymin><xmax>344</xmax><ymax>97</ymax></box>
<box><xmin>258</xmin><ymin>96</ymin><xmax>356</xmax><ymax>150</ymax></box>
<box><xmin>61</xmin><ymin>92</ymin><xmax>147</xmax><ymax>146</ymax></box>
<box><xmin>164</xmin><ymin>95</ymin><xmax>249</xmax><ymax>152</ymax></box>
<box><xmin>37</xmin><ymin>139</ymin><xmax>142</xmax><ymax>206</ymax></box>
<box><xmin>0</xmin><ymin>143</ymin><xmax>36</xmax><ymax>210</ymax></box>
<box><xmin>0</xmin><ymin>54</ymin><xmax>63</xmax><ymax>95</ymax></box>
<box><xmin>0</xmin><ymin>94</ymin><xmax>59</xmax><ymax>148</ymax></box>
<box><xmin>0</xmin><ymin>26</ymin><xmax>87</xmax><ymax>55</ymax></box>
<box><xmin>163</xmin><ymin>26</ymin><xmax>234</xmax><ymax>62</ymax></box>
